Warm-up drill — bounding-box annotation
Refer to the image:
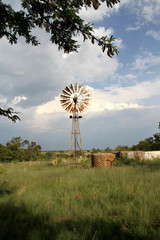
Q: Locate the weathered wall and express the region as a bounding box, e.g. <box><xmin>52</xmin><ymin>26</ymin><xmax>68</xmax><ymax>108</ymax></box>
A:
<box><xmin>121</xmin><ymin>151</ymin><xmax>160</xmax><ymax>160</ymax></box>
<box><xmin>144</xmin><ymin>151</ymin><xmax>160</xmax><ymax>160</ymax></box>
<box><xmin>91</xmin><ymin>153</ymin><xmax>115</xmax><ymax>167</ymax></box>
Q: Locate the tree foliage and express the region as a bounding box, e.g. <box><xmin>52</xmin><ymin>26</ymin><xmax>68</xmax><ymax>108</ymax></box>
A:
<box><xmin>131</xmin><ymin>133</ymin><xmax>160</xmax><ymax>151</ymax></box>
<box><xmin>0</xmin><ymin>137</ymin><xmax>42</xmax><ymax>162</ymax></box>
<box><xmin>0</xmin><ymin>0</ymin><xmax>120</xmax><ymax>57</ymax></box>
<box><xmin>0</xmin><ymin>108</ymin><xmax>20</xmax><ymax>122</ymax></box>
<box><xmin>115</xmin><ymin>145</ymin><xmax>129</xmax><ymax>151</ymax></box>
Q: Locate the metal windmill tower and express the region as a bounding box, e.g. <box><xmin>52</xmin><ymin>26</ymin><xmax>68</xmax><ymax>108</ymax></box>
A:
<box><xmin>60</xmin><ymin>83</ymin><xmax>91</xmax><ymax>166</ymax></box>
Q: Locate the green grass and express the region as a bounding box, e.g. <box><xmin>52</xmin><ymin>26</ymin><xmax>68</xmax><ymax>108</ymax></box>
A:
<box><xmin>0</xmin><ymin>160</ymin><xmax>160</xmax><ymax>240</ymax></box>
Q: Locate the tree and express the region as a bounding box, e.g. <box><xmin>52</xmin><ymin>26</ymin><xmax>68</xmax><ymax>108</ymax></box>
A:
<box><xmin>0</xmin><ymin>0</ymin><xmax>120</xmax><ymax>57</ymax></box>
<box><xmin>135</xmin><ymin>140</ymin><xmax>151</xmax><ymax>151</ymax></box>
<box><xmin>0</xmin><ymin>137</ymin><xmax>42</xmax><ymax>162</ymax></box>
<box><xmin>104</xmin><ymin>147</ymin><xmax>112</xmax><ymax>152</ymax></box>
<box><xmin>115</xmin><ymin>145</ymin><xmax>130</xmax><ymax>151</ymax></box>
<box><xmin>152</xmin><ymin>133</ymin><xmax>160</xmax><ymax>143</ymax></box>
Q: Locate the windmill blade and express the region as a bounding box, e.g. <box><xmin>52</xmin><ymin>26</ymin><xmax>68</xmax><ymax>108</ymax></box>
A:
<box><xmin>83</xmin><ymin>101</ymin><xmax>89</xmax><ymax>106</ymax></box>
<box><xmin>60</xmin><ymin>94</ymin><xmax>71</xmax><ymax>99</ymax></box>
<box><xmin>61</xmin><ymin>100</ymin><xmax>71</xmax><ymax>106</ymax></box>
<box><xmin>78</xmin><ymin>84</ymin><xmax>82</xmax><ymax>92</ymax></box>
<box><xmin>74</xmin><ymin>83</ymin><xmax>79</xmax><ymax>93</ymax></box>
<box><xmin>82</xmin><ymin>104</ymin><xmax>89</xmax><ymax>111</ymax></box>
<box><xmin>61</xmin><ymin>101</ymin><xmax>71</xmax><ymax>109</ymax></box>
<box><xmin>68</xmin><ymin>85</ymin><xmax>74</xmax><ymax>94</ymax></box>
<box><xmin>69</xmin><ymin>84</ymin><xmax>74</xmax><ymax>93</ymax></box>
<box><xmin>83</xmin><ymin>93</ymin><xmax>91</xmax><ymax>97</ymax></box>
<box><xmin>78</xmin><ymin>104</ymin><xmax>84</xmax><ymax>113</ymax></box>
<box><xmin>79</xmin><ymin>86</ymin><xmax>86</xmax><ymax>96</ymax></box>
<box><xmin>62</xmin><ymin>89</ymin><xmax>71</xmax><ymax>96</ymax></box>
<box><xmin>70</xmin><ymin>106</ymin><xmax>74</xmax><ymax>113</ymax></box>
<box><xmin>73</xmin><ymin>83</ymin><xmax>77</xmax><ymax>93</ymax></box>
<box><xmin>65</xmin><ymin>102</ymin><xmax>73</xmax><ymax>112</ymax></box>
<box><xmin>83</xmin><ymin>90</ymin><xmax>90</xmax><ymax>95</ymax></box>
<box><xmin>79</xmin><ymin>105</ymin><xmax>85</xmax><ymax>113</ymax></box>
<box><xmin>83</xmin><ymin>91</ymin><xmax>91</xmax><ymax>96</ymax></box>
<box><xmin>65</xmin><ymin>86</ymin><xmax>72</xmax><ymax>95</ymax></box>
<box><xmin>82</xmin><ymin>98</ymin><xmax>90</xmax><ymax>102</ymax></box>
<box><xmin>60</xmin><ymin>99</ymin><xmax>70</xmax><ymax>104</ymax></box>
<box><xmin>75</xmin><ymin>108</ymin><xmax>78</xmax><ymax>114</ymax></box>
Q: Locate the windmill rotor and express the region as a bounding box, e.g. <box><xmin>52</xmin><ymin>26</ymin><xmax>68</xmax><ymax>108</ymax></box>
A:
<box><xmin>60</xmin><ymin>83</ymin><xmax>91</xmax><ymax>114</ymax></box>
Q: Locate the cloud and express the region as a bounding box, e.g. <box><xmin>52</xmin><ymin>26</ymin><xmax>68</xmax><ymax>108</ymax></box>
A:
<box><xmin>79</xmin><ymin>1</ymin><xmax>119</xmax><ymax>22</ymax></box>
<box><xmin>119</xmin><ymin>0</ymin><xmax>160</xmax><ymax>24</ymax></box>
<box><xmin>104</xmin><ymin>79</ymin><xmax>160</xmax><ymax>105</ymax></box>
<box><xmin>79</xmin><ymin>0</ymin><xmax>160</xmax><ymax>26</ymax></box>
<box><xmin>119</xmin><ymin>74</ymin><xmax>137</xmax><ymax>81</ymax></box>
<box><xmin>142</xmin><ymin>1</ymin><xmax>160</xmax><ymax>23</ymax></box>
<box><xmin>12</xmin><ymin>96</ymin><xmax>27</xmax><ymax>105</ymax></box>
<box><xmin>146</xmin><ymin>30</ymin><xmax>160</xmax><ymax>41</ymax></box>
<box><xmin>126</xmin><ymin>25</ymin><xmax>141</xmax><ymax>31</ymax></box>
<box><xmin>86</xmin><ymin>87</ymin><xmax>142</xmax><ymax>114</ymax></box>
<box><xmin>20</xmin><ymin>76</ymin><xmax>160</xmax><ymax>134</ymax></box>
<box><xmin>132</xmin><ymin>52</ymin><xmax>160</xmax><ymax>71</ymax></box>
<box><xmin>0</xmin><ymin>26</ymin><xmax>121</xmax><ymax>111</ymax></box>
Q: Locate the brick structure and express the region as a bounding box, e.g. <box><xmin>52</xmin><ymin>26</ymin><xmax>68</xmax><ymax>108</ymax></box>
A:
<box><xmin>91</xmin><ymin>153</ymin><xmax>115</xmax><ymax>167</ymax></box>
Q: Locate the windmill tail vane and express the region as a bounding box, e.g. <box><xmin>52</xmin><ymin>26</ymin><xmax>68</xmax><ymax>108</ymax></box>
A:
<box><xmin>60</xmin><ymin>83</ymin><xmax>91</xmax><ymax>167</ymax></box>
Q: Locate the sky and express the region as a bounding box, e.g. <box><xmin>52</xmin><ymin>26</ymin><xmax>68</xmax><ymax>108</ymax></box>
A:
<box><xmin>0</xmin><ymin>0</ymin><xmax>160</xmax><ymax>150</ymax></box>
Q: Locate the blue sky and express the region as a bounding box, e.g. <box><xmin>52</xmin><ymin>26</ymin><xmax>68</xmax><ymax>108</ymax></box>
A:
<box><xmin>0</xmin><ymin>0</ymin><xmax>160</xmax><ymax>150</ymax></box>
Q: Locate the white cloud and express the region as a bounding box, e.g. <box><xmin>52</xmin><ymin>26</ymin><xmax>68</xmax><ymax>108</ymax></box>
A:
<box><xmin>0</xmin><ymin>26</ymin><xmax>121</xmax><ymax>108</ymax></box>
<box><xmin>79</xmin><ymin>2</ymin><xmax>119</xmax><ymax>22</ymax></box>
<box><xmin>142</xmin><ymin>1</ymin><xmax>160</xmax><ymax>23</ymax></box>
<box><xmin>132</xmin><ymin>52</ymin><xmax>160</xmax><ymax>70</ymax></box>
<box><xmin>48</xmin><ymin>27</ymin><xmax>121</xmax><ymax>84</ymax></box>
<box><xmin>146</xmin><ymin>30</ymin><xmax>160</xmax><ymax>41</ymax></box>
<box><xmin>86</xmin><ymin>87</ymin><xmax>142</xmax><ymax>114</ymax></box>
<box><xmin>22</xmin><ymin>77</ymin><xmax>160</xmax><ymax>133</ymax></box>
<box><xmin>104</xmin><ymin>79</ymin><xmax>160</xmax><ymax>104</ymax></box>
<box><xmin>126</xmin><ymin>25</ymin><xmax>141</xmax><ymax>31</ymax></box>
<box><xmin>36</xmin><ymin>96</ymin><xmax>63</xmax><ymax>115</ymax></box>
<box><xmin>119</xmin><ymin>0</ymin><xmax>160</xmax><ymax>24</ymax></box>
<box><xmin>12</xmin><ymin>96</ymin><xmax>27</xmax><ymax>105</ymax></box>
<box><xmin>119</xmin><ymin>74</ymin><xmax>137</xmax><ymax>80</ymax></box>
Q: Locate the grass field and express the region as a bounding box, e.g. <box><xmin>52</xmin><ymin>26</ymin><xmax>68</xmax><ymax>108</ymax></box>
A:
<box><xmin>0</xmin><ymin>159</ymin><xmax>160</xmax><ymax>240</ymax></box>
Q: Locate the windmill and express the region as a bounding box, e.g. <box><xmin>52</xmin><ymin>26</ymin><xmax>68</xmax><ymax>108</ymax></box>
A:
<box><xmin>60</xmin><ymin>83</ymin><xmax>91</xmax><ymax>166</ymax></box>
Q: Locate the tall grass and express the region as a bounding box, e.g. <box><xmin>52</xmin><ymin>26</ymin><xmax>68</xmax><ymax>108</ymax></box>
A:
<box><xmin>0</xmin><ymin>160</ymin><xmax>160</xmax><ymax>239</ymax></box>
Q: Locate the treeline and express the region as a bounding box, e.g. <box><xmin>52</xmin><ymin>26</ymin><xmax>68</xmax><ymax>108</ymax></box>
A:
<box><xmin>92</xmin><ymin>133</ymin><xmax>160</xmax><ymax>153</ymax></box>
<box><xmin>1</xmin><ymin>133</ymin><xmax>160</xmax><ymax>162</ymax></box>
<box><xmin>131</xmin><ymin>133</ymin><xmax>160</xmax><ymax>151</ymax></box>
<box><xmin>0</xmin><ymin>137</ymin><xmax>42</xmax><ymax>162</ymax></box>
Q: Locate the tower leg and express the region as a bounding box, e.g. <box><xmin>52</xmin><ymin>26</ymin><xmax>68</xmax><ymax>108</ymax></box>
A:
<box><xmin>69</xmin><ymin>117</ymin><xmax>74</xmax><ymax>168</ymax></box>
<box><xmin>77</xmin><ymin>118</ymin><xmax>83</xmax><ymax>166</ymax></box>
<box><xmin>69</xmin><ymin>115</ymin><xmax>83</xmax><ymax>167</ymax></box>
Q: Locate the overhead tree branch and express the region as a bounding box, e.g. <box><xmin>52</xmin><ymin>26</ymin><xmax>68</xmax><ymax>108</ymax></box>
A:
<box><xmin>0</xmin><ymin>108</ymin><xmax>20</xmax><ymax>122</ymax></box>
<box><xmin>0</xmin><ymin>0</ymin><xmax>120</xmax><ymax>56</ymax></box>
